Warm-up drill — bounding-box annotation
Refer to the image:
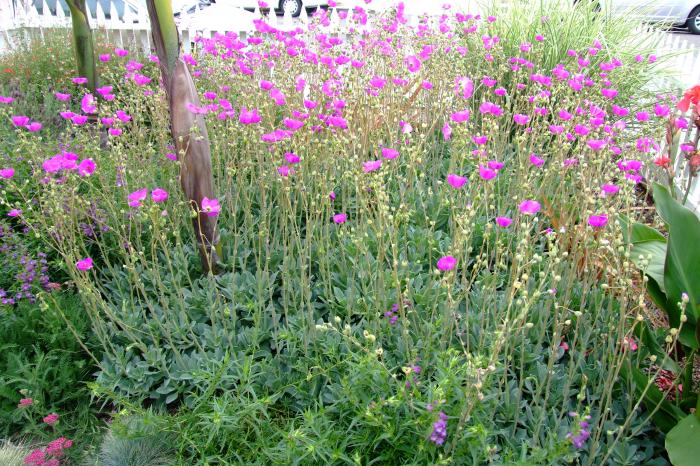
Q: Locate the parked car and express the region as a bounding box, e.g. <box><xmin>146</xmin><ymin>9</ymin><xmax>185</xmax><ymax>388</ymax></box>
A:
<box><xmin>594</xmin><ymin>1</ymin><xmax>700</xmax><ymax>34</ymax></box>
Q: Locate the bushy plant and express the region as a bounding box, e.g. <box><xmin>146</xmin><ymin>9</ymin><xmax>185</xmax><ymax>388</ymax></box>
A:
<box><xmin>88</xmin><ymin>415</ymin><xmax>175</xmax><ymax>466</ymax></box>
<box><xmin>0</xmin><ymin>0</ymin><xmax>685</xmax><ymax>463</ymax></box>
<box><xmin>0</xmin><ymin>440</ymin><xmax>31</xmax><ymax>466</ymax></box>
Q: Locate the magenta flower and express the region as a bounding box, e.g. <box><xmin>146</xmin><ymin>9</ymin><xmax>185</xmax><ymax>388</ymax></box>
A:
<box><xmin>277</xmin><ymin>165</ymin><xmax>294</xmax><ymax>177</ymax></box>
<box><xmin>7</xmin><ymin>209</ymin><xmax>21</xmax><ymax>217</ymax></box>
<box><xmin>26</xmin><ymin>122</ymin><xmax>42</xmax><ymax>132</ymax></box>
<box><xmin>437</xmin><ymin>256</ymin><xmax>457</xmax><ymax>271</ymax></box>
<box><xmin>0</xmin><ymin>168</ymin><xmax>14</xmax><ymax>179</ymax></box>
<box><xmin>101</xmin><ymin>117</ymin><xmax>114</xmax><ymax>126</ymax></box>
<box><xmin>451</xmin><ymin>110</ymin><xmax>470</xmax><ymax>123</ymax></box>
<box><xmin>587</xmin><ymin>139</ymin><xmax>606</xmax><ymax>151</ymax></box>
<box><xmin>76</xmin><ymin>258</ymin><xmax>93</xmax><ymax>271</ymax></box>
<box><xmin>60</xmin><ymin>111</ymin><xmax>75</xmax><ymax>120</ymax></box>
<box><xmin>529</xmin><ymin>153</ymin><xmax>545</xmax><ymax>167</ymax></box>
<box><xmin>99</xmin><ymin>53</ymin><xmax>111</xmax><ymax>62</ymax></box>
<box><xmin>128</xmin><ymin>188</ymin><xmax>148</xmax><ymax>208</ymax></box>
<box><xmin>442</xmin><ymin>123</ymin><xmax>452</xmax><ymax>140</ymax></box>
<box><xmin>518</xmin><ymin>200</ymin><xmax>541</xmax><ymax>215</ymax></box>
<box><xmin>72</xmin><ymin>77</ymin><xmax>88</xmax><ymax>85</ymax></box>
<box><xmin>11</xmin><ymin>115</ymin><xmax>29</xmax><ymax>127</ymax></box>
<box><xmin>239</xmin><ymin>107</ymin><xmax>261</xmax><ymax>124</ymax></box>
<box><xmin>285</xmin><ymin>152</ymin><xmax>301</xmax><ymax>164</ymax></box>
<box><xmin>363</xmin><ymin>160</ymin><xmax>382</xmax><ymax>173</ymax></box>
<box><xmin>635</xmin><ymin>111</ymin><xmax>650</xmax><ymax>122</ymax></box>
<box><xmin>115</xmin><ymin>48</ymin><xmax>129</xmax><ymax>57</ymax></box>
<box><xmin>81</xmin><ymin>94</ymin><xmax>96</xmax><ymax>113</ymax></box>
<box><xmin>495</xmin><ymin>216</ymin><xmax>512</xmax><ymax>227</ymax></box>
<box><xmin>601</xmin><ymin>88</ymin><xmax>617</xmax><ymax>99</ymax></box>
<box><xmin>116</xmin><ymin>110</ymin><xmax>132</xmax><ymax>122</ymax></box>
<box><xmin>447</xmin><ymin>173</ymin><xmax>467</xmax><ymax>189</ymax></box>
<box><xmin>404</xmin><ymin>55</ymin><xmax>421</xmax><ymax>73</ymax></box>
<box><xmin>71</xmin><ymin>115</ymin><xmax>88</xmax><ymax>125</ymax></box>
<box><xmin>588</xmin><ymin>214</ymin><xmax>608</xmax><ymax>228</ymax></box>
<box><xmin>283</xmin><ymin>118</ymin><xmax>304</xmax><ymax>130</ymax></box>
<box><xmin>0</xmin><ymin>95</ymin><xmax>14</xmax><ymax>104</ymax></box>
<box><xmin>333</xmin><ymin>213</ymin><xmax>347</xmax><ymax>224</ymax></box>
<box><xmin>454</xmin><ymin>76</ymin><xmax>474</xmax><ymax>99</ymax></box>
<box><xmin>151</xmin><ymin>188</ymin><xmax>169</xmax><ymax>203</ymax></box>
<box><xmin>478</xmin><ymin>165</ymin><xmax>498</xmax><ymax>180</ymax></box>
<box><xmin>381</xmin><ymin>147</ymin><xmax>399</xmax><ymax>159</ymax></box>
<box><xmin>201</xmin><ymin>197</ymin><xmax>221</xmax><ymax>217</ymax></box>
<box><xmin>329</xmin><ymin>191</ymin><xmax>336</xmax><ymax>201</ymax></box>
<box><xmin>369</xmin><ymin>76</ymin><xmax>386</xmax><ymax>89</ymax></box>
<box><xmin>108</xmin><ymin>128</ymin><xmax>122</xmax><ymax>137</ymax></box>
<box><xmin>513</xmin><ymin>114</ymin><xmax>530</xmax><ymax>125</ymax></box>
<box><xmin>260</xmin><ymin>80</ymin><xmax>274</xmax><ymax>90</ymax></box>
<box><xmin>472</xmin><ymin>135</ymin><xmax>488</xmax><ymax>145</ymax></box>
<box><xmin>77</xmin><ymin>159</ymin><xmax>96</xmax><ymax>177</ymax></box>
<box><xmin>54</xmin><ymin>92</ymin><xmax>70</xmax><ymax>101</ymax></box>
<box><xmin>601</xmin><ymin>184</ymin><xmax>620</xmax><ymax>196</ymax></box>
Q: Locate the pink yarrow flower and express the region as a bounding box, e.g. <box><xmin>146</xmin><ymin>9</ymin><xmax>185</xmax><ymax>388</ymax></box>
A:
<box><xmin>18</xmin><ymin>398</ymin><xmax>33</xmax><ymax>407</ymax></box>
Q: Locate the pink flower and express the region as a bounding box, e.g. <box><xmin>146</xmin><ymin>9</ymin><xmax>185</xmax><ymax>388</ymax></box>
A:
<box><xmin>447</xmin><ymin>173</ymin><xmax>467</xmax><ymax>189</ymax></box>
<box><xmin>442</xmin><ymin>123</ymin><xmax>452</xmax><ymax>140</ymax></box>
<box><xmin>285</xmin><ymin>152</ymin><xmax>301</xmax><ymax>164</ymax></box>
<box><xmin>0</xmin><ymin>168</ymin><xmax>14</xmax><ymax>179</ymax></box>
<box><xmin>381</xmin><ymin>147</ymin><xmax>399</xmax><ymax>159</ymax></box>
<box><xmin>283</xmin><ymin>118</ymin><xmax>304</xmax><ymax>131</ymax></box>
<box><xmin>454</xmin><ymin>76</ymin><xmax>474</xmax><ymax>99</ymax></box>
<box><xmin>71</xmin><ymin>115</ymin><xmax>88</xmax><ymax>125</ymax></box>
<box><xmin>478</xmin><ymin>165</ymin><xmax>498</xmax><ymax>180</ymax></box>
<box><xmin>7</xmin><ymin>209</ymin><xmax>21</xmax><ymax>217</ymax></box>
<box><xmin>26</xmin><ymin>122</ymin><xmax>42</xmax><ymax>132</ymax></box>
<box><xmin>623</xmin><ymin>337</ymin><xmax>638</xmax><ymax>351</ymax></box>
<box><xmin>601</xmin><ymin>184</ymin><xmax>619</xmax><ymax>196</ymax></box>
<box><xmin>116</xmin><ymin>110</ymin><xmax>132</xmax><ymax>122</ymax></box>
<box><xmin>101</xmin><ymin>117</ymin><xmax>114</xmax><ymax>126</ymax></box>
<box><xmin>635</xmin><ymin>111</ymin><xmax>650</xmax><ymax>122</ymax></box>
<box><xmin>18</xmin><ymin>398</ymin><xmax>33</xmax><ymax>407</ymax></box>
<box><xmin>363</xmin><ymin>160</ymin><xmax>382</xmax><ymax>173</ymax></box>
<box><xmin>11</xmin><ymin>115</ymin><xmax>29</xmax><ymax>127</ymax></box>
<box><xmin>81</xmin><ymin>94</ymin><xmax>97</xmax><ymax>113</ymax></box>
<box><xmin>54</xmin><ymin>92</ymin><xmax>70</xmax><ymax>101</ymax></box>
<box><xmin>128</xmin><ymin>188</ymin><xmax>148</xmax><ymax>207</ymax></box>
<box><xmin>404</xmin><ymin>55</ymin><xmax>421</xmax><ymax>73</ymax></box>
<box><xmin>115</xmin><ymin>48</ymin><xmax>129</xmax><ymax>57</ymax></box>
<box><xmin>108</xmin><ymin>128</ymin><xmax>122</xmax><ymax>137</ymax></box>
<box><xmin>77</xmin><ymin>159</ymin><xmax>96</xmax><ymax>177</ymax></box>
<box><xmin>587</xmin><ymin>139</ymin><xmax>606</xmax><ymax>151</ymax></box>
<box><xmin>518</xmin><ymin>200</ymin><xmax>541</xmax><ymax>215</ymax></box>
<box><xmin>76</xmin><ymin>258</ymin><xmax>93</xmax><ymax>271</ymax></box>
<box><xmin>201</xmin><ymin>197</ymin><xmax>221</xmax><ymax>217</ymax></box>
<box><xmin>0</xmin><ymin>95</ymin><xmax>13</xmax><ymax>104</ymax></box>
<box><xmin>451</xmin><ymin>110</ymin><xmax>470</xmax><ymax>123</ymax></box>
<box><xmin>72</xmin><ymin>77</ymin><xmax>88</xmax><ymax>85</ymax></box>
<box><xmin>239</xmin><ymin>107</ymin><xmax>261</xmax><ymax>124</ymax></box>
<box><xmin>472</xmin><ymin>135</ymin><xmax>488</xmax><ymax>145</ymax></box>
<box><xmin>333</xmin><ymin>213</ymin><xmax>347</xmax><ymax>224</ymax></box>
<box><xmin>437</xmin><ymin>255</ymin><xmax>457</xmax><ymax>271</ymax></box>
<box><xmin>277</xmin><ymin>165</ymin><xmax>294</xmax><ymax>177</ymax></box>
<box><xmin>513</xmin><ymin>114</ymin><xmax>530</xmax><ymax>125</ymax></box>
<box><xmin>151</xmin><ymin>188</ymin><xmax>168</xmax><ymax>203</ymax></box>
<box><xmin>495</xmin><ymin>216</ymin><xmax>512</xmax><ymax>227</ymax></box>
<box><xmin>369</xmin><ymin>76</ymin><xmax>386</xmax><ymax>89</ymax></box>
<box><xmin>99</xmin><ymin>53</ymin><xmax>111</xmax><ymax>62</ymax></box>
<box><xmin>588</xmin><ymin>214</ymin><xmax>608</xmax><ymax>228</ymax></box>
<box><xmin>529</xmin><ymin>153</ymin><xmax>545</xmax><ymax>167</ymax></box>
<box><xmin>329</xmin><ymin>191</ymin><xmax>336</xmax><ymax>201</ymax></box>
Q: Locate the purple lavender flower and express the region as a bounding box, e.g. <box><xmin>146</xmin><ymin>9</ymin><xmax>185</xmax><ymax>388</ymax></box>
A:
<box><xmin>429</xmin><ymin>412</ymin><xmax>448</xmax><ymax>445</ymax></box>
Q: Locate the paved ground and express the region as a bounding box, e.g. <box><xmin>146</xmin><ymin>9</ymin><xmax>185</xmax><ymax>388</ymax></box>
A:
<box><xmin>670</xmin><ymin>30</ymin><xmax>700</xmax><ymax>47</ymax></box>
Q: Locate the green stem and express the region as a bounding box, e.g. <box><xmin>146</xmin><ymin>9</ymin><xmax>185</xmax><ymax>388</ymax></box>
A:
<box><xmin>65</xmin><ymin>0</ymin><xmax>97</xmax><ymax>93</ymax></box>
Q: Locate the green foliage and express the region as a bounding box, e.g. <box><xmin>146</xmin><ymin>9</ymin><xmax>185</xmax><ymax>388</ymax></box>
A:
<box><xmin>89</xmin><ymin>416</ymin><xmax>175</xmax><ymax>466</ymax></box>
<box><xmin>0</xmin><ymin>440</ymin><xmax>30</xmax><ymax>466</ymax></box>
<box><xmin>666</xmin><ymin>414</ymin><xmax>700</xmax><ymax>466</ymax></box>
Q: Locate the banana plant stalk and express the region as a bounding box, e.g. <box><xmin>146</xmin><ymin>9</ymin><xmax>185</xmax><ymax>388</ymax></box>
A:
<box><xmin>65</xmin><ymin>0</ymin><xmax>97</xmax><ymax>93</ymax></box>
<box><xmin>146</xmin><ymin>0</ymin><xmax>220</xmax><ymax>274</ymax></box>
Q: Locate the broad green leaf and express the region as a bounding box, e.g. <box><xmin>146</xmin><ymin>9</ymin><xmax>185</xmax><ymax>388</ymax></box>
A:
<box><xmin>631</xmin><ymin>239</ymin><xmax>667</xmax><ymax>293</ymax></box>
<box><xmin>621</xmin><ymin>365</ymin><xmax>684</xmax><ymax>433</ymax></box>
<box><xmin>648</xmin><ymin>275</ymin><xmax>698</xmax><ymax>349</ymax></box>
<box><xmin>653</xmin><ymin>183</ymin><xmax>700</xmax><ymax>325</ymax></box>
<box><xmin>666</xmin><ymin>414</ymin><xmax>700</xmax><ymax>466</ymax></box>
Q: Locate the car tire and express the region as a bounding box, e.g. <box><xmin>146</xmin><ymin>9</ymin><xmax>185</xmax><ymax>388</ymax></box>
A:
<box><xmin>688</xmin><ymin>6</ymin><xmax>700</xmax><ymax>35</ymax></box>
<box><xmin>279</xmin><ymin>0</ymin><xmax>303</xmax><ymax>17</ymax></box>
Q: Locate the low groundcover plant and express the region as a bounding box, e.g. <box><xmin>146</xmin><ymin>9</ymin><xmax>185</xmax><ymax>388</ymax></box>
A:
<box><xmin>0</xmin><ymin>0</ymin><xmax>689</xmax><ymax>464</ymax></box>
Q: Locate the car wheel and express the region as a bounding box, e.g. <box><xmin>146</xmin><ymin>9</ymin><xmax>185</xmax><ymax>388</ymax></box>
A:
<box><xmin>279</xmin><ymin>0</ymin><xmax>302</xmax><ymax>17</ymax></box>
<box><xmin>688</xmin><ymin>6</ymin><xmax>700</xmax><ymax>34</ymax></box>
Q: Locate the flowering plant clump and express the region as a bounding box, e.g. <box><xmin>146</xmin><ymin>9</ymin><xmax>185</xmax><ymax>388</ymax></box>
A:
<box><xmin>0</xmin><ymin>0</ymin><xmax>685</xmax><ymax>463</ymax></box>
